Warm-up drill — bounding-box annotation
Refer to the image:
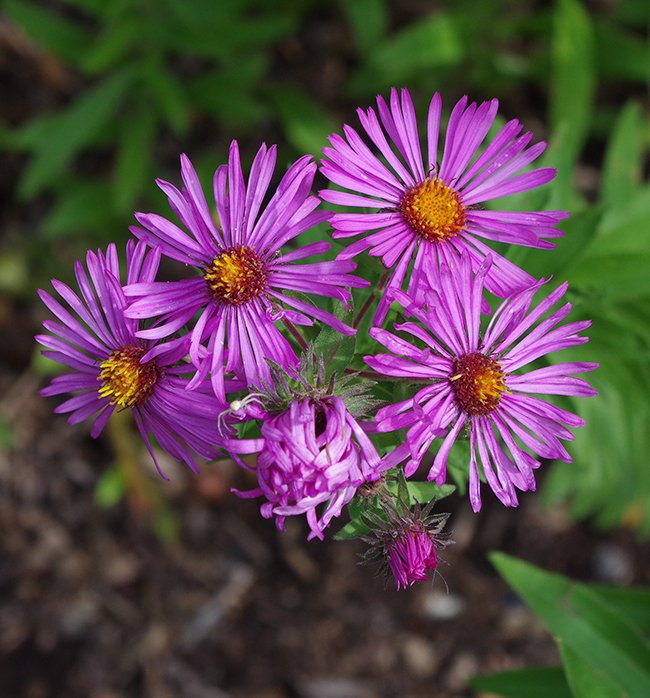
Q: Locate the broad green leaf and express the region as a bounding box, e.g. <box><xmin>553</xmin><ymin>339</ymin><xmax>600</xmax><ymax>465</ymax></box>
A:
<box><xmin>551</xmin><ymin>0</ymin><xmax>595</xmax><ymax>165</ymax></box>
<box><xmin>490</xmin><ymin>553</ymin><xmax>650</xmax><ymax>698</ymax></box>
<box><xmin>592</xmin><ymin>186</ymin><xmax>650</xmax><ymax>256</ymax></box>
<box><xmin>340</xmin><ymin>0</ymin><xmax>388</xmax><ymax>56</ymax></box>
<box><xmin>601</xmin><ymin>102</ymin><xmax>644</xmax><ymax>209</ymax></box>
<box><xmin>590</xmin><ymin>586</ymin><xmax>650</xmax><ymax>634</ymax></box>
<box><xmin>334</xmin><ymin>496</ymin><xmax>377</xmax><ymax>541</ymax></box>
<box><xmin>18</xmin><ymin>69</ymin><xmax>136</xmax><ymax>198</ymax></box>
<box><xmin>470</xmin><ymin>666</ymin><xmax>571</xmax><ymax>698</ymax></box>
<box><xmin>4</xmin><ymin>0</ymin><xmax>92</xmax><ymax>64</ymax></box>
<box><xmin>558</xmin><ymin>640</ymin><xmax>621</xmax><ymax>698</ymax></box>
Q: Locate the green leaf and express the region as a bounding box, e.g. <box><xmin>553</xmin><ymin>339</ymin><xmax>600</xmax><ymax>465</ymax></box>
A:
<box><xmin>567</xmin><ymin>252</ymin><xmax>650</xmax><ymax>301</ymax></box>
<box><xmin>387</xmin><ymin>481</ymin><xmax>455</xmax><ymax>506</ymax></box>
<box><xmin>558</xmin><ymin>640</ymin><xmax>626</xmax><ymax>698</ymax></box>
<box><xmin>590</xmin><ymin>586</ymin><xmax>650</xmax><ymax>635</ymax></box>
<box><xmin>4</xmin><ymin>0</ymin><xmax>92</xmax><ymax>64</ymax></box>
<box><xmin>42</xmin><ymin>181</ymin><xmax>117</xmax><ymax>240</ymax></box>
<box><xmin>550</xmin><ymin>0</ymin><xmax>596</xmax><ymax>165</ymax></box>
<box><xmin>112</xmin><ymin>104</ymin><xmax>156</xmax><ymax>213</ymax></box>
<box><xmin>269</xmin><ymin>87</ymin><xmax>338</xmax><ymax>156</ymax></box>
<box><xmin>601</xmin><ymin>102</ymin><xmax>644</xmax><ymax>210</ymax></box>
<box><xmin>594</xmin><ymin>21</ymin><xmax>650</xmax><ymax>84</ymax></box>
<box><xmin>145</xmin><ymin>62</ymin><xmax>190</xmax><ymax>135</ymax></box>
<box><xmin>340</xmin><ymin>0</ymin><xmax>388</xmax><ymax>56</ymax></box>
<box><xmin>94</xmin><ymin>463</ymin><xmax>126</xmax><ymax>508</ymax></box>
<box><xmin>470</xmin><ymin>666</ymin><xmax>571</xmax><ymax>698</ymax></box>
<box><xmin>334</xmin><ymin>496</ymin><xmax>377</xmax><ymax>541</ymax></box>
<box><xmin>81</xmin><ymin>18</ymin><xmax>140</xmax><ymax>75</ymax></box>
<box><xmin>490</xmin><ymin>553</ymin><xmax>650</xmax><ymax>698</ymax></box>
<box><xmin>18</xmin><ymin>69</ymin><xmax>136</xmax><ymax>198</ymax></box>
<box><xmin>350</xmin><ymin>13</ymin><xmax>464</xmax><ymax>93</ymax></box>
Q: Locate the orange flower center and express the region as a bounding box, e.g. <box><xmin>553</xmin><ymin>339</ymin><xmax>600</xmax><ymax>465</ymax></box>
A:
<box><xmin>400</xmin><ymin>177</ymin><xmax>466</xmax><ymax>242</ymax></box>
<box><xmin>204</xmin><ymin>245</ymin><xmax>267</xmax><ymax>305</ymax></box>
<box><xmin>450</xmin><ymin>352</ymin><xmax>507</xmax><ymax>416</ymax></box>
<box><xmin>98</xmin><ymin>346</ymin><xmax>158</xmax><ymax>408</ymax></box>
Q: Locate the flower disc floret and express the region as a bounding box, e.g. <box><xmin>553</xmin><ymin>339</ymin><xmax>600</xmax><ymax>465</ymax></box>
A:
<box><xmin>451</xmin><ymin>352</ymin><xmax>506</xmax><ymax>416</ymax></box>
<box><xmin>204</xmin><ymin>245</ymin><xmax>267</xmax><ymax>305</ymax></box>
<box><xmin>98</xmin><ymin>345</ymin><xmax>158</xmax><ymax>408</ymax></box>
<box><xmin>400</xmin><ymin>177</ymin><xmax>466</xmax><ymax>243</ymax></box>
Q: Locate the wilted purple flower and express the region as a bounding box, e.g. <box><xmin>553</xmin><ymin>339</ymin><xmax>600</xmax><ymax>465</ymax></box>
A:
<box><xmin>320</xmin><ymin>88</ymin><xmax>567</xmax><ymax>324</ymax></box>
<box><xmin>36</xmin><ymin>240</ymin><xmax>231</xmax><ymax>475</ymax></box>
<box><xmin>365</xmin><ymin>254</ymin><xmax>597</xmax><ymax>511</ymax></box>
<box><xmin>233</xmin><ymin>396</ymin><xmax>383</xmax><ymax>540</ymax></box>
<box><xmin>124</xmin><ymin>141</ymin><xmax>368</xmax><ymax>399</ymax></box>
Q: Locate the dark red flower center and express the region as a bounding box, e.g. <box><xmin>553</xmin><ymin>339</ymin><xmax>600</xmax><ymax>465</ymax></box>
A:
<box><xmin>450</xmin><ymin>352</ymin><xmax>507</xmax><ymax>416</ymax></box>
<box><xmin>98</xmin><ymin>345</ymin><xmax>158</xmax><ymax>408</ymax></box>
<box><xmin>400</xmin><ymin>177</ymin><xmax>466</xmax><ymax>242</ymax></box>
<box><xmin>204</xmin><ymin>245</ymin><xmax>267</xmax><ymax>305</ymax></box>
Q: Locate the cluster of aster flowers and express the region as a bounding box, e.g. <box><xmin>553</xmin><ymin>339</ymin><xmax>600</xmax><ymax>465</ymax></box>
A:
<box><xmin>38</xmin><ymin>88</ymin><xmax>597</xmax><ymax>590</ymax></box>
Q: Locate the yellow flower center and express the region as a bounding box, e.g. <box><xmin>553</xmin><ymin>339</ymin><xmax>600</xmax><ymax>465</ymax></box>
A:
<box><xmin>450</xmin><ymin>352</ymin><xmax>508</xmax><ymax>416</ymax></box>
<box><xmin>400</xmin><ymin>177</ymin><xmax>466</xmax><ymax>242</ymax></box>
<box><xmin>204</xmin><ymin>245</ymin><xmax>267</xmax><ymax>305</ymax></box>
<box><xmin>98</xmin><ymin>346</ymin><xmax>158</xmax><ymax>408</ymax></box>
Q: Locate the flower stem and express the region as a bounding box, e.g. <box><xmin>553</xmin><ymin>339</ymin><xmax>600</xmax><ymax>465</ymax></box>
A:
<box><xmin>282</xmin><ymin>317</ymin><xmax>309</xmax><ymax>351</ymax></box>
<box><xmin>354</xmin><ymin>271</ymin><xmax>390</xmax><ymax>329</ymax></box>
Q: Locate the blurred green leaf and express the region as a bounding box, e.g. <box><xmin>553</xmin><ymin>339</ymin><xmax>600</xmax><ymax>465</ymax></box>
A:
<box><xmin>269</xmin><ymin>87</ymin><xmax>338</xmax><ymax>155</ymax></box>
<box><xmin>594</xmin><ymin>21</ymin><xmax>650</xmax><ymax>84</ymax></box>
<box><xmin>42</xmin><ymin>180</ymin><xmax>118</xmax><ymax>240</ymax></box>
<box><xmin>113</xmin><ymin>104</ymin><xmax>156</xmax><ymax>213</ymax></box>
<box><xmin>568</xmin><ymin>252</ymin><xmax>650</xmax><ymax>301</ymax></box>
<box><xmin>17</xmin><ymin>69</ymin><xmax>136</xmax><ymax>198</ymax></box>
<box><xmin>350</xmin><ymin>13</ymin><xmax>464</xmax><ymax>93</ymax></box>
<box><xmin>94</xmin><ymin>463</ymin><xmax>126</xmax><ymax>508</ymax></box>
<box><xmin>551</xmin><ymin>0</ymin><xmax>595</xmax><ymax>165</ymax></box>
<box><xmin>558</xmin><ymin>640</ymin><xmax>621</xmax><ymax>698</ymax></box>
<box><xmin>601</xmin><ymin>102</ymin><xmax>644</xmax><ymax>209</ymax></box>
<box><xmin>144</xmin><ymin>62</ymin><xmax>189</xmax><ymax>135</ymax></box>
<box><xmin>491</xmin><ymin>553</ymin><xmax>650</xmax><ymax>697</ymax></box>
<box><xmin>81</xmin><ymin>18</ymin><xmax>140</xmax><ymax>75</ymax></box>
<box><xmin>340</xmin><ymin>0</ymin><xmax>388</xmax><ymax>56</ymax></box>
<box><xmin>4</xmin><ymin>0</ymin><xmax>92</xmax><ymax>64</ymax></box>
<box><xmin>470</xmin><ymin>666</ymin><xmax>571</xmax><ymax>698</ymax></box>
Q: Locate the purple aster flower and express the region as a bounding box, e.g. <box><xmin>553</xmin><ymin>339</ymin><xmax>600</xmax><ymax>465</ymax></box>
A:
<box><xmin>320</xmin><ymin>88</ymin><xmax>567</xmax><ymax>324</ymax></box>
<box><xmin>36</xmin><ymin>240</ymin><xmax>232</xmax><ymax>476</ymax></box>
<box><xmin>387</xmin><ymin>526</ymin><xmax>439</xmax><ymax>590</ymax></box>
<box><xmin>232</xmin><ymin>396</ymin><xmax>383</xmax><ymax>540</ymax></box>
<box><xmin>124</xmin><ymin>141</ymin><xmax>369</xmax><ymax>399</ymax></box>
<box><xmin>365</xmin><ymin>253</ymin><xmax>597</xmax><ymax>511</ymax></box>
